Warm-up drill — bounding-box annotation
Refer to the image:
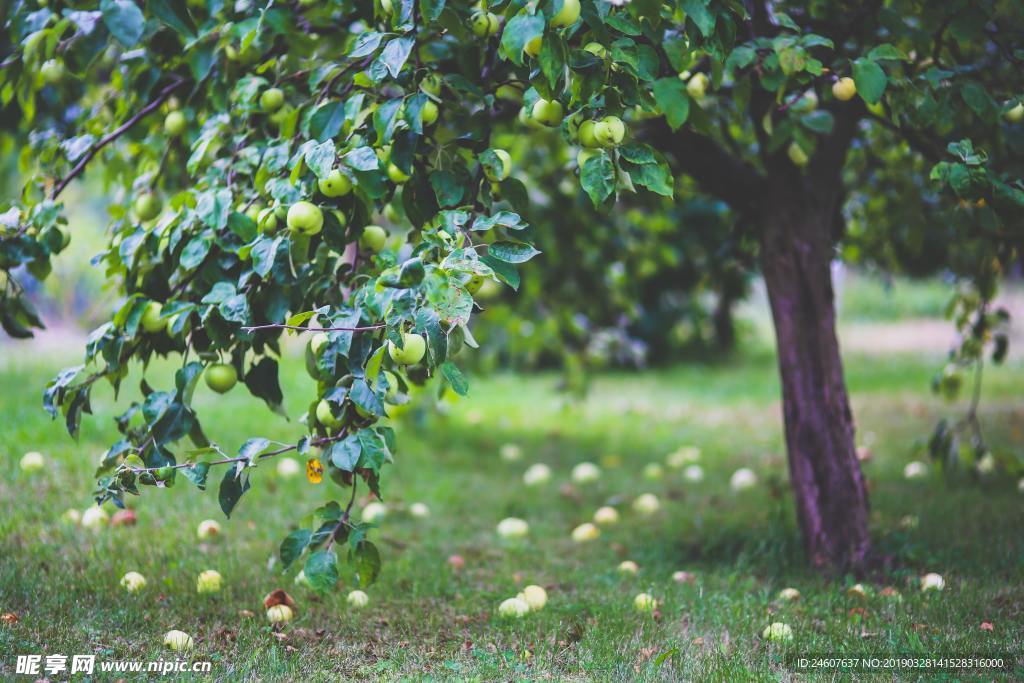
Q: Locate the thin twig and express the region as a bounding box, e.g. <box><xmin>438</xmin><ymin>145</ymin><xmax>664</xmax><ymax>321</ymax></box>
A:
<box><xmin>131</xmin><ymin>432</ymin><xmax>347</xmax><ymax>474</ymax></box>
<box><xmin>242</xmin><ymin>323</ymin><xmax>385</xmax><ymax>333</ymax></box>
<box><xmin>51</xmin><ymin>78</ymin><xmax>188</xmax><ymax>199</ymax></box>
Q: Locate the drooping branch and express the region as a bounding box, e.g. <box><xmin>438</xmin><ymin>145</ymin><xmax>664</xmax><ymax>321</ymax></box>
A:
<box><xmin>50</xmin><ymin>77</ymin><xmax>188</xmax><ymax>200</ymax></box>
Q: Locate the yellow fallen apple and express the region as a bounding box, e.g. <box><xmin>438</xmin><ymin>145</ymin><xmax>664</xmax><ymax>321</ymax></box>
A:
<box><xmin>498</xmin><ymin>596</ymin><xmax>530</xmax><ymax>618</ymax></box>
<box><xmin>571</xmin><ymin>462</ymin><xmax>601</xmax><ymax>484</ymax></box>
<box><xmin>497</xmin><ymin>517</ymin><xmax>529</xmax><ymax>539</ymax></box>
<box><xmin>778</xmin><ymin>587</ymin><xmax>801</xmax><ymax>601</ymax></box>
<box><xmin>593</xmin><ymin>506</ymin><xmax>619</xmax><ymax>525</ymax></box>
<box><xmin>276</xmin><ymin>457</ymin><xmax>301</xmax><ymax>478</ymax></box>
<box><xmin>729</xmin><ymin>468</ymin><xmax>757</xmax><ymax>491</ymax></box>
<box><xmin>120</xmin><ymin>571</ymin><xmax>147</xmax><ymax>593</ymax></box>
<box><xmin>267</xmin><ymin>604</ymin><xmax>293</xmax><ymax>623</ymax></box>
<box><xmin>617</xmin><ymin>560</ymin><xmax>639</xmax><ymax>575</ymax></box>
<box><xmin>632</xmin><ymin>493</ymin><xmax>660</xmax><ymax>515</ymax></box>
<box><xmin>522</xmin><ymin>463</ymin><xmax>552</xmax><ymax>486</ymax></box>
<box><xmin>197</xmin><ymin>519</ymin><xmax>222</xmax><ymax>540</ymax></box>
<box><xmin>499</xmin><ymin>443</ymin><xmax>522</xmax><ymax>462</ymax></box>
<box><xmin>409</xmin><ymin>502</ymin><xmax>430</xmax><ymax>518</ymax></box>
<box><xmin>20</xmin><ymin>451</ymin><xmax>45</xmax><ymax>473</ymax></box>
<box><xmin>517</xmin><ymin>585</ymin><xmax>547</xmax><ymax>611</ymax></box>
<box><xmin>196</xmin><ymin>569</ymin><xmax>223</xmax><ymax>594</ymax></box>
<box><xmin>920</xmin><ymin>573</ymin><xmax>944</xmax><ymax>592</ymax></box>
<box><xmin>81</xmin><ymin>505</ymin><xmax>109</xmax><ymax>530</ymax></box>
<box><xmin>347</xmin><ymin>590</ymin><xmax>369</xmax><ymax>608</ymax></box>
<box><xmin>362</xmin><ymin>501</ymin><xmax>387</xmax><ymax>523</ymax></box>
<box><xmin>665</xmin><ymin>446</ymin><xmax>700</xmax><ymax>468</ymax></box>
<box><xmin>762</xmin><ymin>622</ymin><xmax>793</xmax><ymax>642</ymax></box>
<box><xmin>634</xmin><ymin>592</ymin><xmax>657</xmax><ymax>612</ymax></box>
<box><xmin>163</xmin><ymin>630</ymin><xmax>194</xmax><ymax>651</ymax></box>
<box><xmin>683</xmin><ymin>465</ymin><xmax>705</xmax><ymax>483</ymax></box>
<box><xmin>571</xmin><ymin>522</ymin><xmax>600</xmax><ymax>542</ymax></box>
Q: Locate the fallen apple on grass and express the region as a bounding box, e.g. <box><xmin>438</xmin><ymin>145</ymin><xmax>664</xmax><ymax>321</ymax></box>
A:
<box><xmin>120</xmin><ymin>571</ymin><xmax>147</xmax><ymax>593</ymax></box>
<box><xmin>197</xmin><ymin>570</ymin><xmax>223</xmax><ymax>594</ymax></box>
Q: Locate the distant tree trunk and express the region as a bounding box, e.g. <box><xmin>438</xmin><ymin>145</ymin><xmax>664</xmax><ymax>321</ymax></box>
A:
<box><xmin>760</xmin><ymin>192</ymin><xmax>872</xmax><ymax>572</ymax></box>
<box><xmin>711</xmin><ymin>287</ymin><xmax>736</xmax><ymax>350</ymax></box>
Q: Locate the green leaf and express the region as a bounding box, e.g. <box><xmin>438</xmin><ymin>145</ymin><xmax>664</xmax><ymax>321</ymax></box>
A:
<box><xmin>349</xmin><ymin>540</ymin><xmax>381</xmax><ymax>587</ymax></box>
<box><xmin>349</xmin><ymin>378</ymin><xmax>384</xmax><ymax>417</ymax></box>
<box><xmin>147</xmin><ymin>0</ymin><xmax>196</xmax><ymax>38</ymax></box>
<box><xmin>377</xmin><ymin>36</ymin><xmax>415</xmax><ymax>79</ymax></box>
<box><xmin>867</xmin><ymin>43</ymin><xmax>909</xmax><ymax>61</ymax></box>
<box><xmin>800</xmin><ymin>110</ymin><xmax>835</xmax><ymax>134</ymax></box>
<box><xmin>652</xmin><ymin>77</ymin><xmax>690</xmax><ymax>130</ymax></box>
<box><xmin>280</xmin><ymin>529</ymin><xmax>312</xmax><ymax>569</ymax></box>
<box><xmin>218</xmin><ymin>464</ymin><xmax>250</xmax><ymax>518</ymax></box>
<box><xmin>429</xmin><ymin>169</ymin><xmax>465</xmax><ymax>208</ymax></box>
<box><xmin>580</xmin><ymin>152</ymin><xmax>615</xmax><ymax>206</ymax></box>
<box><xmin>501</xmin><ymin>15</ymin><xmax>545</xmax><ymax>67</ymax></box>
<box><xmin>420</xmin><ymin>0</ymin><xmax>445</xmax><ymax>22</ymax></box>
<box><xmin>305</xmin><ymin>140</ymin><xmax>336</xmax><ymax>178</ymax></box>
<box><xmin>681</xmin><ymin>0</ymin><xmax>716</xmax><ymax>37</ymax></box>
<box><xmin>101</xmin><ymin>0</ymin><xmax>145</xmax><ymax>47</ymax></box>
<box><xmin>488</xmin><ymin>241</ymin><xmax>541</xmax><ymax>264</ymax></box>
<box><xmin>179</xmin><ymin>462</ymin><xmax>210</xmax><ymax>490</ymax></box>
<box><xmin>244</xmin><ymin>358</ymin><xmax>284</xmax><ymax>414</ymax></box>
<box><xmin>852</xmin><ymin>58</ymin><xmax>887</xmax><ymax>104</ymax></box>
<box><xmin>480</xmin><ymin>255</ymin><xmax>520</xmax><ymax>290</ymax></box>
<box><xmin>309</xmin><ymin>101</ymin><xmax>346</xmax><ymax>142</ymax></box>
<box><xmin>328</xmin><ymin>434</ymin><xmax>361</xmax><ymax>472</ymax></box>
<box><xmin>440</xmin><ymin>361</ymin><xmax>468</xmax><ymax>396</ymax></box>
<box><xmin>303</xmin><ymin>549</ymin><xmax>340</xmax><ymax>592</ymax></box>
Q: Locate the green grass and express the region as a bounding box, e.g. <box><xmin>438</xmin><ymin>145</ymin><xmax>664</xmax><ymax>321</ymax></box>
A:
<box><xmin>1</xmin><ymin>346</ymin><xmax>1022</xmax><ymax>681</ymax></box>
<box><xmin>837</xmin><ymin>272</ymin><xmax>954</xmax><ymax>323</ymax></box>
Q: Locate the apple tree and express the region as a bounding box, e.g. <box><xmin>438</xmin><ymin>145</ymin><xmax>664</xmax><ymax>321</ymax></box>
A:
<box><xmin>2</xmin><ymin>0</ymin><xmax>1022</xmax><ymax>578</ymax></box>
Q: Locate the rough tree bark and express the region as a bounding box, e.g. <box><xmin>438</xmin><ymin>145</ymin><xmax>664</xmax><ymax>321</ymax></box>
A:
<box><xmin>759</xmin><ymin>184</ymin><xmax>872</xmax><ymax>572</ymax></box>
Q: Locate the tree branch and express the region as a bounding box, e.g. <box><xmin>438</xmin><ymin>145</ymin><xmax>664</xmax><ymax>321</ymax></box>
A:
<box><xmin>51</xmin><ymin>78</ymin><xmax>188</xmax><ymax>200</ymax></box>
<box><xmin>645</xmin><ymin>119</ymin><xmax>765</xmax><ymax>212</ymax></box>
<box><xmin>241</xmin><ymin>322</ymin><xmax>385</xmax><ymax>334</ymax></box>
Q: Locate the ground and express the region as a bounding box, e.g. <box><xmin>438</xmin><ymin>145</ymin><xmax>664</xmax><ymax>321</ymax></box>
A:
<box><xmin>1</xmin><ymin>280</ymin><xmax>1023</xmax><ymax>681</ymax></box>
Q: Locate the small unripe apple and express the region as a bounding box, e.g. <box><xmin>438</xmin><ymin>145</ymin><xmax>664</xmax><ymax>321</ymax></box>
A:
<box><xmin>550</xmin><ymin>0</ymin><xmax>581</xmax><ymax>28</ymax></box>
<box><xmin>204</xmin><ymin>363</ymin><xmax>237</xmax><ymax>393</ymax></box>
<box><xmin>832</xmin><ymin>77</ymin><xmax>857</xmax><ymax>102</ymax></box>
<box><xmin>791</xmin><ymin>90</ymin><xmax>818</xmax><ymax>113</ymax></box>
<box><xmin>686</xmin><ymin>72</ymin><xmax>708</xmax><ymax>99</ymax></box>
<box><xmin>787</xmin><ymin>142</ymin><xmax>809</xmax><ymax>167</ymax></box>
<box><xmin>287</xmin><ymin>201</ymin><xmax>324</xmax><ymax>235</ymax></box>
<box><xmin>260</xmin><ymin>87</ymin><xmax>285</xmax><ymax>112</ymax></box>
<box><xmin>316</xmin><ymin>399</ymin><xmax>343</xmax><ymax>429</ymax></box>
<box><xmin>484</xmin><ymin>149</ymin><xmax>511</xmax><ymax>182</ymax></box>
<box><xmin>420</xmin><ymin>73</ymin><xmax>442</xmax><ymax>96</ymax></box>
<box><xmin>571</xmin><ymin>522</ymin><xmax>600</xmax><ymax>542</ymax></box>
<box><xmin>318</xmin><ymin>169</ymin><xmax>352</xmax><ymax>197</ymax></box>
<box><xmin>257</xmin><ymin>207</ymin><xmax>279</xmax><ymax>233</ymax></box>
<box><xmin>593</xmin><ymin>506</ymin><xmax>619</xmax><ymax>525</ymax></box>
<box><xmin>470</xmin><ymin>11</ymin><xmax>500</xmax><ymax>38</ymax></box>
<box><xmin>1005</xmin><ymin>102</ymin><xmax>1024</xmax><ymax>123</ymax></box>
<box><xmin>634</xmin><ymin>592</ymin><xmax>657</xmax><ymax>612</ymax></box>
<box><xmin>134</xmin><ymin>192</ymin><xmax>162</xmax><ymax>222</ymax></box>
<box><xmin>163</xmin><ymin>630</ymin><xmax>194</xmax><ymax>651</ymax></box>
<box><xmin>380</xmin><ymin>0</ymin><xmax>394</xmax><ymax>14</ymax></box>
<box><xmin>121</xmin><ymin>571</ymin><xmax>147</xmax><ymax>593</ymax></box>
<box><xmin>266</xmin><ymin>604</ymin><xmax>293</xmax><ymax>623</ymax></box>
<box><xmin>388</xmin><ymin>333</ymin><xmax>426</xmax><ymax>365</ymax></box>
<box><xmin>196</xmin><ymin>569</ymin><xmax>223</xmax><ymax>594</ymax></box>
<box><xmin>532</xmin><ymin>98</ymin><xmax>564</xmax><ymax>127</ymax></box>
<box><xmin>495</xmin><ymin>83</ymin><xmax>524</xmax><ymax>101</ymax></box>
<box><xmin>140</xmin><ymin>302</ymin><xmax>167</xmax><ymax>334</ymax></box>
<box><xmin>358</xmin><ymin>224</ymin><xmax>387</xmax><ymax>252</ymax></box>
<box><xmin>524</xmin><ymin>35</ymin><xmax>542</xmax><ymax>58</ymax></box>
<box><xmin>592</xmin><ymin>121</ymin><xmax>614</xmax><ymax>147</ymax></box>
<box><xmin>20</xmin><ymin>451</ymin><xmax>45</xmax><ymax>473</ymax></box>
<box><xmin>583</xmin><ymin>42</ymin><xmax>607</xmax><ymax>58</ymax></box>
<box><xmin>498</xmin><ymin>597</ymin><xmax>530</xmax><ymax>618</ymax></box>
<box><xmin>347</xmin><ymin>590</ymin><xmax>369</xmax><ymax>608</ymax></box>
<box><xmin>41</xmin><ymin>59</ymin><xmax>66</xmax><ymax>85</ymax></box>
<box><xmin>387</xmin><ymin>162</ymin><xmax>411</xmax><ymax>184</ymax></box>
<box><xmin>420</xmin><ymin>100</ymin><xmax>439</xmax><ymax>126</ymax></box>
<box><xmin>197</xmin><ymin>519</ymin><xmax>221</xmax><ymax>540</ymax></box>
<box><xmin>164</xmin><ymin>111</ymin><xmax>187</xmax><ymax>137</ymax></box>
<box><xmin>577</xmin><ymin>120</ymin><xmax>600</xmax><ymax>148</ymax></box>
<box><xmin>601</xmin><ymin>116</ymin><xmax>626</xmax><ymax>145</ymax></box>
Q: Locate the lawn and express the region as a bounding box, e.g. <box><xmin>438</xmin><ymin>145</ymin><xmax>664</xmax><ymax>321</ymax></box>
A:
<box><xmin>1</xmin><ymin>343</ymin><xmax>1022</xmax><ymax>680</ymax></box>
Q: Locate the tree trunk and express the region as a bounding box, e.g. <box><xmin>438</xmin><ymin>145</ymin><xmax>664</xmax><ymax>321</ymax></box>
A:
<box><xmin>712</xmin><ymin>287</ymin><xmax>737</xmax><ymax>351</ymax></box>
<box><xmin>760</xmin><ymin>196</ymin><xmax>871</xmax><ymax>573</ymax></box>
